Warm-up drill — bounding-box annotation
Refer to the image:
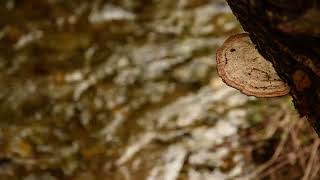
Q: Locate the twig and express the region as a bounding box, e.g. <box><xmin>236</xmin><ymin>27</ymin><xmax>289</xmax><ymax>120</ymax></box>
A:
<box><xmin>258</xmin><ymin>156</ymin><xmax>290</xmax><ymax>179</ymax></box>
<box><xmin>290</xmin><ymin>123</ymin><xmax>306</xmax><ymax>169</ymax></box>
<box><xmin>241</xmin><ymin>110</ymin><xmax>292</xmax><ymax>179</ymax></box>
<box><xmin>309</xmin><ymin>163</ymin><xmax>320</xmax><ymax>180</ymax></box>
<box><xmin>302</xmin><ymin>139</ymin><xmax>320</xmax><ymax>180</ymax></box>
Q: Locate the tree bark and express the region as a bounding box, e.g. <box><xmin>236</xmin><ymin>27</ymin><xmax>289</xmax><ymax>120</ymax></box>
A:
<box><xmin>225</xmin><ymin>0</ymin><xmax>320</xmax><ymax>134</ymax></box>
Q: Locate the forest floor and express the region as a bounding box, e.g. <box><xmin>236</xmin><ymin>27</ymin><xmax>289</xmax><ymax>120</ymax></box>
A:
<box><xmin>0</xmin><ymin>0</ymin><xmax>319</xmax><ymax>179</ymax></box>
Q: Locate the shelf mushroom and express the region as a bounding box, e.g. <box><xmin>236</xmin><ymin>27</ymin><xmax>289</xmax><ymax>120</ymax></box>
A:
<box><xmin>216</xmin><ymin>33</ymin><xmax>289</xmax><ymax>97</ymax></box>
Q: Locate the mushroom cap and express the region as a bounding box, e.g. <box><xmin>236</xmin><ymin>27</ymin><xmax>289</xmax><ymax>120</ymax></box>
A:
<box><xmin>216</xmin><ymin>33</ymin><xmax>289</xmax><ymax>97</ymax></box>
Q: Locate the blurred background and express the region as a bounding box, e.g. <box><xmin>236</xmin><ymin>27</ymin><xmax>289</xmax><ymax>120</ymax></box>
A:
<box><xmin>0</xmin><ymin>0</ymin><xmax>319</xmax><ymax>180</ymax></box>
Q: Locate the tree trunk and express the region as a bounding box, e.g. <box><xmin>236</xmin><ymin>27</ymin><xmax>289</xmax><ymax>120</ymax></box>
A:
<box><xmin>225</xmin><ymin>0</ymin><xmax>320</xmax><ymax>134</ymax></box>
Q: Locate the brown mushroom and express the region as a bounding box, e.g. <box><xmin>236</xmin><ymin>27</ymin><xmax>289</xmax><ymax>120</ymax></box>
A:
<box><xmin>216</xmin><ymin>33</ymin><xmax>289</xmax><ymax>97</ymax></box>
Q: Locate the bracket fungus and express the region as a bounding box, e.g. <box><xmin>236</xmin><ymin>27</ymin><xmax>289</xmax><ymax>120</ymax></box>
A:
<box><xmin>216</xmin><ymin>33</ymin><xmax>289</xmax><ymax>97</ymax></box>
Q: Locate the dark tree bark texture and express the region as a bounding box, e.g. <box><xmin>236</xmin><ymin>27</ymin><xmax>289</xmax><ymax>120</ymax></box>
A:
<box><xmin>225</xmin><ymin>0</ymin><xmax>320</xmax><ymax>134</ymax></box>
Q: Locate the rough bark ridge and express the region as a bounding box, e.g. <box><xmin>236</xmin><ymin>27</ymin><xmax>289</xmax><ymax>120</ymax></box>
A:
<box><xmin>225</xmin><ymin>0</ymin><xmax>320</xmax><ymax>134</ymax></box>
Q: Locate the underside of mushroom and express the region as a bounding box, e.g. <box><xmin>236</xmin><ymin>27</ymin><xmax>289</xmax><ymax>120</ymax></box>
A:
<box><xmin>216</xmin><ymin>33</ymin><xmax>289</xmax><ymax>97</ymax></box>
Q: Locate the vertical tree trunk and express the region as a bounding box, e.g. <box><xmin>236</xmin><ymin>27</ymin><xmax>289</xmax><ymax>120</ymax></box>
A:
<box><xmin>225</xmin><ymin>0</ymin><xmax>320</xmax><ymax>134</ymax></box>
